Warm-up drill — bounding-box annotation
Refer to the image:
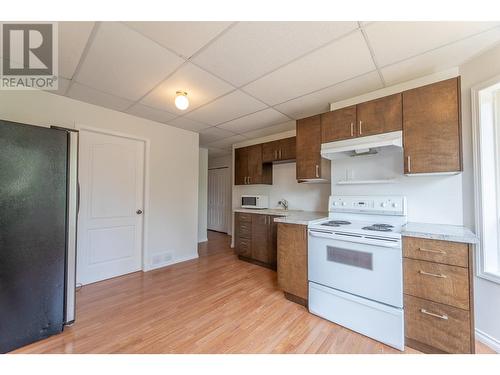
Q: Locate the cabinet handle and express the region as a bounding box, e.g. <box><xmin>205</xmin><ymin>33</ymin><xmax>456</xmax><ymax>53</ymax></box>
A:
<box><xmin>244</xmin><ymin>177</ymin><xmax>247</xmax><ymax>184</ymax></box>
<box><xmin>315</xmin><ymin>164</ymin><xmax>320</xmax><ymax>178</ymax></box>
<box><xmin>407</xmin><ymin>155</ymin><xmax>411</xmax><ymax>173</ymax></box>
<box><xmin>359</xmin><ymin>120</ymin><xmax>363</xmax><ymax>135</ymax></box>
<box><xmin>419</xmin><ymin>247</ymin><xmax>446</xmax><ymax>255</ymax></box>
<box><xmin>420</xmin><ymin>308</ymin><xmax>448</xmax><ymax>320</ymax></box>
<box><xmin>279</xmin><ymin>149</ymin><xmax>282</xmax><ymax>159</ymax></box>
<box><xmin>350</xmin><ymin>122</ymin><xmax>354</xmax><ymax>137</ymax></box>
<box><xmin>275</xmin><ymin>150</ymin><xmax>278</xmax><ymax>159</ymax></box>
<box><xmin>248</xmin><ymin>176</ymin><xmax>251</xmax><ymax>184</ymax></box>
<box><xmin>419</xmin><ymin>270</ymin><xmax>447</xmax><ymax>278</ymax></box>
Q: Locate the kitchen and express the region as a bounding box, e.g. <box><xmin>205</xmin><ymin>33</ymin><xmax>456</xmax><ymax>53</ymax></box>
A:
<box><xmin>230</xmin><ymin>72</ymin><xmax>479</xmax><ymax>353</ymax></box>
<box><xmin>2</xmin><ymin>15</ymin><xmax>500</xmax><ymax>369</ymax></box>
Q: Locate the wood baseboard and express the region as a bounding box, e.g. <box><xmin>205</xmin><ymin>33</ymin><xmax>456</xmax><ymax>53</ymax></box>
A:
<box><xmin>237</xmin><ymin>255</ymin><xmax>276</xmax><ymax>271</ymax></box>
<box><xmin>284</xmin><ymin>292</ymin><xmax>308</xmax><ymax>307</ymax></box>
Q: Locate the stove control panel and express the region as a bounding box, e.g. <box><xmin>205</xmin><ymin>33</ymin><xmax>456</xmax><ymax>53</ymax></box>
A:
<box><xmin>329</xmin><ymin>195</ymin><xmax>406</xmax><ymax>215</ymax></box>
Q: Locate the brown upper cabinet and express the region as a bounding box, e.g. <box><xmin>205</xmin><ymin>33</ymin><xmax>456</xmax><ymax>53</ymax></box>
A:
<box><xmin>296</xmin><ymin>115</ymin><xmax>322</xmax><ymax>180</ymax></box>
<box><xmin>321</xmin><ymin>105</ymin><xmax>357</xmax><ymax>143</ymax></box>
<box><xmin>403</xmin><ymin>77</ymin><xmax>462</xmax><ymax>174</ymax></box>
<box><xmin>356</xmin><ymin>93</ymin><xmax>402</xmax><ymax>136</ymax></box>
<box><xmin>262</xmin><ymin>137</ymin><xmax>296</xmax><ymax>163</ymax></box>
<box><xmin>234</xmin><ymin>144</ymin><xmax>272</xmax><ymax>185</ymax></box>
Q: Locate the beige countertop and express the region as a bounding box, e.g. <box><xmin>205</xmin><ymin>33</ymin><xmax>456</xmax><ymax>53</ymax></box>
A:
<box><xmin>233</xmin><ymin>208</ymin><xmax>327</xmax><ymax>225</ymax></box>
<box><xmin>402</xmin><ymin>222</ymin><xmax>478</xmax><ymax>244</ymax></box>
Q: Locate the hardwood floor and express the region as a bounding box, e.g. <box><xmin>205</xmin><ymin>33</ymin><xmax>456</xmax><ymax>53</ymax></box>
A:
<box><xmin>13</xmin><ymin>231</ymin><xmax>495</xmax><ymax>354</ymax></box>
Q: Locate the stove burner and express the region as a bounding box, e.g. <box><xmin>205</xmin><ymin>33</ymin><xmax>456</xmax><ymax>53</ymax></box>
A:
<box><xmin>362</xmin><ymin>223</ymin><xmax>394</xmax><ymax>232</ymax></box>
<box><xmin>321</xmin><ymin>220</ymin><xmax>351</xmax><ymax>227</ymax></box>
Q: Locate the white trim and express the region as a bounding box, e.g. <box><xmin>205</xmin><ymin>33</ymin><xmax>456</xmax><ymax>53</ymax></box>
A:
<box><xmin>75</xmin><ymin>124</ymin><xmax>151</xmax><ymax>275</ymax></box>
<box><xmin>330</xmin><ymin>68</ymin><xmax>459</xmax><ymax>110</ymax></box>
<box><xmin>146</xmin><ymin>253</ymin><xmax>199</xmax><ymax>272</ymax></box>
<box><xmin>198</xmin><ymin>237</ymin><xmax>208</xmax><ymax>243</ymax></box>
<box><xmin>233</xmin><ymin>128</ymin><xmax>296</xmax><ymax>149</ymax></box>
<box><xmin>471</xmin><ymin>76</ymin><xmax>500</xmax><ymax>285</ymax></box>
<box><xmin>476</xmin><ymin>329</ymin><xmax>500</xmax><ymax>353</ymax></box>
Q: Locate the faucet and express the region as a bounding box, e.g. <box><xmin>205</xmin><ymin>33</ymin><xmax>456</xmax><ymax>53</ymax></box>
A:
<box><xmin>278</xmin><ymin>199</ymin><xmax>289</xmax><ymax>211</ymax></box>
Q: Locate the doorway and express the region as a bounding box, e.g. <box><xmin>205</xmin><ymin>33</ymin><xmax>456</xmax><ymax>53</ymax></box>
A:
<box><xmin>207</xmin><ymin>167</ymin><xmax>230</xmax><ymax>233</ymax></box>
<box><xmin>77</xmin><ymin>129</ymin><xmax>146</xmax><ymax>285</ymax></box>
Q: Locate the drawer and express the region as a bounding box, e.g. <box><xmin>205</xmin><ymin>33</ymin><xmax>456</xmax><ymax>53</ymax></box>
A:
<box><xmin>404</xmin><ymin>258</ymin><xmax>470</xmax><ymax>310</ymax></box>
<box><xmin>236</xmin><ymin>238</ymin><xmax>251</xmax><ymax>257</ymax></box>
<box><xmin>403</xmin><ymin>236</ymin><xmax>468</xmax><ymax>267</ymax></box>
<box><xmin>405</xmin><ymin>294</ymin><xmax>472</xmax><ymax>353</ymax></box>
<box><xmin>237</xmin><ymin>212</ymin><xmax>252</xmax><ymax>222</ymax></box>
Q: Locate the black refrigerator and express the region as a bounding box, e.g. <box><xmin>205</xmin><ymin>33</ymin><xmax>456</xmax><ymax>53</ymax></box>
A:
<box><xmin>0</xmin><ymin>119</ymin><xmax>78</xmax><ymax>353</ymax></box>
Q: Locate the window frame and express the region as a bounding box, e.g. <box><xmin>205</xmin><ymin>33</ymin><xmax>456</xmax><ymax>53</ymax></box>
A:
<box><xmin>471</xmin><ymin>75</ymin><xmax>500</xmax><ymax>284</ymax></box>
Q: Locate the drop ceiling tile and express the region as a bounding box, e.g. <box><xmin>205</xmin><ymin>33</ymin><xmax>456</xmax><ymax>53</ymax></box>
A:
<box><xmin>184</xmin><ymin>90</ymin><xmax>267</xmax><ymax>125</ymax></box>
<box><xmin>67</xmin><ymin>82</ymin><xmax>133</xmax><ymax>111</ymax></box>
<box><xmin>58</xmin><ymin>22</ymin><xmax>94</xmax><ymax>79</ymax></box>
<box><xmin>206</xmin><ymin>134</ymin><xmax>247</xmax><ymax>150</ymax></box>
<box><xmin>126</xmin><ymin>103</ymin><xmax>177</xmax><ymax>124</ymax></box>
<box><xmin>199</xmin><ymin>127</ymin><xmax>236</xmax><ymax>145</ymax></box>
<box><xmin>43</xmin><ymin>76</ymin><xmax>71</xmax><ymax>96</ymax></box>
<box><xmin>381</xmin><ymin>27</ymin><xmax>500</xmax><ymax>86</ymax></box>
<box><xmin>217</xmin><ymin>108</ymin><xmax>289</xmax><ymax>133</ymax></box>
<box><xmin>274</xmin><ymin>71</ymin><xmax>383</xmax><ymax>119</ymax></box>
<box><xmin>124</xmin><ymin>22</ymin><xmax>232</xmax><ymax>58</ymax></box>
<box><xmin>242</xmin><ymin>120</ymin><xmax>296</xmax><ymax>139</ymax></box>
<box><xmin>167</xmin><ymin>117</ymin><xmax>212</xmax><ymax>132</ymax></box>
<box><xmin>75</xmin><ymin>22</ymin><xmax>184</xmax><ymax>101</ymax></box>
<box><xmin>365</xmin><ymin>21</ymin><xmax>500</xmax><ymax>67</ymax></box>
<box><xmin>242</xmin><ymin>31</ymin><xmax>375</xmax><ymax>105</ymax></box>
<box><xmin>140</xmin><ymin>62</ymin><xmax>234</xmax><ymax>115</ymax></box>
<box><xmin>192</xmin><ymin>21</ymin><xmax>359</xmax><ymax>86</ymax></box>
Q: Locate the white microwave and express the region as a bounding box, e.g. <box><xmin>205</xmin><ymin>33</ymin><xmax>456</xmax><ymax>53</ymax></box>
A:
<box><xmin>241</xmin><ymin>195</ymin><xmax>269</xmax><ymax>209</ymax></box>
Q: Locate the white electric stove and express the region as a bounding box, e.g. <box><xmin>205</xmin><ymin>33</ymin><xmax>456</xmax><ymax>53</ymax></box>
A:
<box><xmin>308</xmin><ymin>195</ymin><xmax>407</xmax><ymax>351</ymax></box>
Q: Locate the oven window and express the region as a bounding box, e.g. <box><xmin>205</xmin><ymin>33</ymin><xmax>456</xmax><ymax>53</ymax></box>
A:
<box><xmin>242</xmin><ymin>197</ymin><xmax>256</xmax><ymax>206</ymax></box>
<box><xmin>327</xmin><ymin>246</ymin><xmax>373</xmax><ymax>270</ymax></box>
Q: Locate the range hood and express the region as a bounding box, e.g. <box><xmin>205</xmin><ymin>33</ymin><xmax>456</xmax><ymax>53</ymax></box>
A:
<box><xmin>321</xmin><ymin>131</ymin><xmax>403</xmax><ymax>160</ymax></box>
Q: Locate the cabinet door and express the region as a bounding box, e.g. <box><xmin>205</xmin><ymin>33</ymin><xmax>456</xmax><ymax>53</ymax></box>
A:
<box><xmin>251</xmin><ymin>214</ymin><xmax>269</xmax><ymax>264</ymax></box>
<box><xmin>356</xmin><ymin>93</ymin><xmax>402</xmax><ymax>137</ymax></box>
<box><xmin>278</xmin><ymin>137</ymin><xmax>296</xmax><ymax>161</ymax></box>
<box><xmin>234</xmin><ymin>147</ymin><xmax>248</xmax><ymax>185</ymax></box>
<box><xmin>277</xmin><ymin>223</ymin><xmax>308</xmax><ymax>300</ymax></box>
<box><xmin>321</xmin><ymin>106</ymin><xmax>357</xmax><ymax>142</ymax></box>
<box><xmin>403</xmin><ymin>78</ymin><xmax>461</xmax><ymax>174</ymax></box>
<box><xmin>262</xmin><ymin>140</ymin><xmax>280</xmax><ymax>163</ymax></box>
<box><xmin>296</xmin><ymin>115</ymin><xmax>322</xmax><ymax>180</ymax></box>
<box><xmin>246</xmin><ymin>144</ymin><xmax>263</xmax><ymax>184</ymax></box>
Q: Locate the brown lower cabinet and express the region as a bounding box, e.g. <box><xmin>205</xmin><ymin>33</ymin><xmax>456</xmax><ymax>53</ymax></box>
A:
<box><xmin>403</xmin><ymin>236</ymin><xmax>475</xmax><ymax>353</ymax></box>
<box><xmin>234</xmin><ymin>212</ymin><xmax>279</xmax><ymax>269</ymax></box>
<box><xmin>277</xmin><ymin>223</ymin><xmax>308</xmax><ymax>306</ymax></box>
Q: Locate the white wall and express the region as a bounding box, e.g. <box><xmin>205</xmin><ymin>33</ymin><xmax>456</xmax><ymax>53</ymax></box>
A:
<box><xmin>198</xmin><ymin>148</ymin><xmax>208</xmax><ymax>243</ymax></box>
<box><xmin>330</xmin><ymin>151</ymin><xmax>464</xmax><ymax>224</ymax></box>
<box><xmin>234</xmin><ymin>162</ymin><xmax>330</xmax><ymax>212</ymax></box>
<box><xmin>0</xmin><ymin>89</ymin><xmax>200</xmax><ymax>271</ymax></box>
<box><xmin>460</xmin><ymin>43</ymin><xmax>500</xmax><ymax>351</ymax></box>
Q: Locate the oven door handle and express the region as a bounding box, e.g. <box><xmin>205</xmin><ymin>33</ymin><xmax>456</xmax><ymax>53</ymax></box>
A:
<box><xmin>309</xmin><ymin>231</ymin><xmax>337</xmax><ymax>240</ymax></box>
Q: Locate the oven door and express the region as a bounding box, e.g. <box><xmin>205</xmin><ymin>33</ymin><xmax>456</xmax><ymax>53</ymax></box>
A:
<box><xmin>308</xmin><ymin>229</ymin><xmax>403</xmax><ymax>308</ymax></box>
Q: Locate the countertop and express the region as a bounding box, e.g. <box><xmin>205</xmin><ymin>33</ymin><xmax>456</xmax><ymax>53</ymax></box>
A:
<box><xmin>233</xmin><ymin>208</ymin><xmax>327</xmax><ymax>225</ymax></box>
<box><xmin>401</xmin><ymin>222</ymin><xmax>478</xmax><ymax>244</ymax></box>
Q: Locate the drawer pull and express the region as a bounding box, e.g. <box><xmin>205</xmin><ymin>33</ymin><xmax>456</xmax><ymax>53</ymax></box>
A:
<box><xmin>419</xmin><ymin>270</ymin><xmax>447</xmax><ymax>278</ymax></box>
<box><xmin>420</xmin><ymin>308</ymin><xmax>448</xmax><ymax>320</ymax></box>
<box><xmin>419</xmin><ymin>247</ymin><xmax>446</xmax><ymax>255</ymax></box>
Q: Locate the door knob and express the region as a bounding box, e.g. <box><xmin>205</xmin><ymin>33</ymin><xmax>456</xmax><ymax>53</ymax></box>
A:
<box><xmin>136</xmin><ymin>209</ymin><xmax>143</xmax><ymax>215</ymax></box>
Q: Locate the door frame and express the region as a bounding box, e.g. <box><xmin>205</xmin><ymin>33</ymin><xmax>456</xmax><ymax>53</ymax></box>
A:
<box><xmin>75</xmin><ymin>124</ymin><xmax>151</xmax><ymax>272</ymax></box>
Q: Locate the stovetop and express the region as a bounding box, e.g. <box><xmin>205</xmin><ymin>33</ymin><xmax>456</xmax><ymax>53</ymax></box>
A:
<box><xmin>310</xmin><ymin>218</ymin><xmax>403</xmax><ymax>240</ymax></box>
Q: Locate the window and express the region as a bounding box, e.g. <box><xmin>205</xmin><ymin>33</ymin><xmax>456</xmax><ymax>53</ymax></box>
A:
<box><xmin>472</xmin><ymin>77</ymin><xmax>500</xmax><ymax>283</ymax></box>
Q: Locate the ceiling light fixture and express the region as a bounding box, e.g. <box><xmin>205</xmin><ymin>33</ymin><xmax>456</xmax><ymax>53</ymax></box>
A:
<box><xmin>175</xmin><ymin>91</ymin><xmax>189</xmax><ymax>110</ymax></box>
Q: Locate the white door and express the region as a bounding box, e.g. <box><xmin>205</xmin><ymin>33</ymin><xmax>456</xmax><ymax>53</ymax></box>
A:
<box><xmin>77</xmin><ymin>130</ymin><xmax>145</xmax><ymax>285</ymax></box>
<box><xmin>207</xmin><ymin>167</ymin><xmax>229</xmax><ymax>232</ymax></box>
